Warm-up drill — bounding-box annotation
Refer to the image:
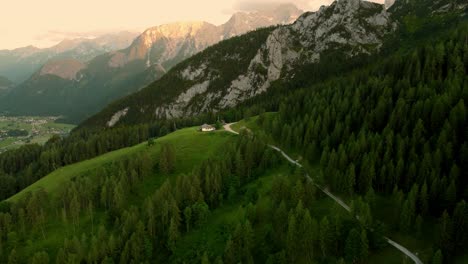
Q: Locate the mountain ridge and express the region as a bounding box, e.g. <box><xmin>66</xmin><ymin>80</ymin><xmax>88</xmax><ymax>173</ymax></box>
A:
<box><xmin>83</xmin><ymin>0</ymin><xmax>395</xmax><ymax>128</ymax></box>
<box><xmin>0</xmin><ymin>31</ymin><xmax>139</xmax><ymax>83</ymax></box>
<box><xmin>0</xmin><ymin>4</ymin><xmax>303</xmax><ymax>123</ymax></box>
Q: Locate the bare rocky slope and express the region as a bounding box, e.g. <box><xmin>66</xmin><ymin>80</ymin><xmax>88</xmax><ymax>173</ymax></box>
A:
<box><xmin>101</xmin><ymin>4</ymin><xmax>303</xmax><ymax>75</ymax></box>
<box><xmin>84</xmin><ymin>0</ymin><xmax>396</xmax><ymax>128</ymax></box>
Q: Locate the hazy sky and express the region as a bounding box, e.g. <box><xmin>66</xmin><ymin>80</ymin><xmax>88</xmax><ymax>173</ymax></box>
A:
<box><xmin>0</xmin><ymin>0</ymin><xmax>384</xmax><ymax>50</ymax></box>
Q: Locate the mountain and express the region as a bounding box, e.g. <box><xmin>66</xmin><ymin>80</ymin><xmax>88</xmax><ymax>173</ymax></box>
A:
<box><xmin>38</xmin><ymin>59</ymin><xmax>86</xmax><ymax>80</ymax></box>
<box><xmin>0</xmin><ymin>31</ymin><xmax>138</xmax><ymax>83</ymax></box>
<box><xmin>0</xmin><ymin>4</ymin><xmax>303</xmax><ymax>123</ymax></box>
<box><xmin>83</xmin><ymin>0</ymin><xmax>396</xmax><ymax>128</ymax></box>
<box><xmin>110</xmin><ymin>4</ymin><xmax>302</xmax><ymax>71</ymax></box>
<box><xmin>0</xmin><ymin>76</ymin><xmax>13</xmax><ymax>97</ymax></box>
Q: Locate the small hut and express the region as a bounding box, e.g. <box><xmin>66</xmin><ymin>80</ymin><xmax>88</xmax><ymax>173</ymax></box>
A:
<box><xmin>200</xmin><ymin>124</ymin><xmax>215</xmax><ymax>132</ymax></box>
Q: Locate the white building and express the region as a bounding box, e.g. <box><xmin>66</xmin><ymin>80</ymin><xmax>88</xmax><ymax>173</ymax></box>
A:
<box><xmin>200</xmin><ymin>124</ymin><xmax>216</xmax><ymax>132</ymax></box>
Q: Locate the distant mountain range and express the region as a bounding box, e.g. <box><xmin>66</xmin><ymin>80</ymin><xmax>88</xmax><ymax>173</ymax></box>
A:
<box><xmin>0</xmin><ymin>4</ymin><xmax>303</xmax><ymax>123</ymax></box>
<box><xmin>0</xmin><ymin>32</ymin><xmax>139</xmax><ymax>83</ymax></box>
<box><xmin>80</xmin><ymin>0</ymin><xmax>468</xmax><ymax>129</ymax></box>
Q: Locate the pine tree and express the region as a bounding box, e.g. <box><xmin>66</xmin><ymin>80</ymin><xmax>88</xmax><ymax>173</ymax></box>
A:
<box><xmin>70</xmin><ymin>194</ymin><xmax>80</xmax><ymax>233</ymax></box>
<box><xmin>201</xmin><ymin>251</ymin><xmax>210</xmax><ymax>264</ymax></box>
<box><xmin>438</xmin><ymin>210</ymin><xmax>453</xmax><ymax>256</ymax></box>
<box><xmin>30</xmin><ymin>251</ymin><xmax>49</xmax><ymax>264</ymax></box>
<box><xmin>431</xmin><ymin>249</ymin><xmax>443</xmax><ymax>264</ymax></box>
<box><xmin>360</xmin><ymin>229</ymin><xmax>369</xmax><ymax>260</ymax></box>
<box><xmin>400</xmin><ymin>200</ymin><xmax>413</xmax><ymax>232</ymax></box>
<box><xmin>184</xmin><ymin>206</ymin><xmax>192</xmax><ymax>232</ymax></box>
<box><xmin>346</xmin><ymin>163</ymin><xmax>356</xmax><ymax>196</ymax></box>
<box><xmin>415</xmin><ymin>215</ymin><xmax>423</xmax><ymax>237</ymax></box>
<box><xmin>7</xmin><ymin>249</ymin><xmax>18</xmax><ymax>264</ymax></box>
<box><xmin>301</xmin><ymin>210</ymin><xmax>316</xmax><ymax>262</ymax></box>
<box><xmin>224</xmin><ymin>237</ymin><xmax>236</xmax><ymax>264</ymax></box>
<box><xmin>242</xmin><ymin>221</ymin><xmax>254</xmax><ymax>264</ymax></box>
<box><xmin>167</xmin><ymin>217</ymin><xmax>180</xmax><ymax>253</ymax></box>
<box><xmin>286</xmin><ymin>213</ymin><xmax>298</xmax><ymax>262</ymax></box>
<box><xmin>55</xmin><ymin>248</ymin><xmax>66</xmax><ymax>264</ymax></box>
<box><xmin>452</xmin><ymin>200</ymin><xmax>467</xmax><ymax>254</ymax></box>
<box><xmin>419</xmin><ymin>182</ymin><xmax>429</xmax><ymax>216</ymax></box>
<box><xmin>345</xmin><ymin>229</ymin><xmax>361</xmax><ymax>263</ymax></box>
<box><xmin>319</xmin><ymin>216</ymin><xmax>332</xmax><ymax>258</ymax></box>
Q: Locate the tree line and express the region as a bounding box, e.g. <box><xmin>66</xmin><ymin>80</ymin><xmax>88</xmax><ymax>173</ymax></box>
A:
<box><xmin>256</xmin><ymin>25</ymin><xmax>467</xmax><ymax>262</ymax></box>
<box><xmin>0</xmin><ymin>132</ymin><xmax>286</xmax><ymax>263</ymax></box>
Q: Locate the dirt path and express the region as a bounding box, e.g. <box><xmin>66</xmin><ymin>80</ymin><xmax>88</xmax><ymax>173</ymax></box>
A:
<box><xmin>223</xmin><ymin>123</ymin><xmax>239</xmax><ymax>134</ymax></box>
<box><xmin>223</xmin><ymin>122</ymin><xmax>423</xmax><ymax>264</ymax></box>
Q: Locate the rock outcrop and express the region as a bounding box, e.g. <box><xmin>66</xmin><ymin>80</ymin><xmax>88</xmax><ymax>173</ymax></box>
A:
<box><xmin>135</xmin><ymin>0</ymin><xmax>395</xmax><ymax>121</ymax></box>
<box><xmin>108</xmin><ymin>6</ymin><xmax>303</xmax><ymax>70</ymax></box>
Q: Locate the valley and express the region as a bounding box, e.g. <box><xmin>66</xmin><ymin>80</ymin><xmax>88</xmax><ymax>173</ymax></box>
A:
<box><xmin>0</xmin><ymin>115</ymin><xmax>75</xmax><ymax>152</ymax></box>
<box><xmin>0</xmin><ymin>0</ymin><xmax>466</xmax><ymax>263</ymax></box>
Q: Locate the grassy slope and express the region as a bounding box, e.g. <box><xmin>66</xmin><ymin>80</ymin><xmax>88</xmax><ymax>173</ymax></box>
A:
<box><xmin>7</xmin><ymin>127</ymin><xmax>237</xmax><ymax>260</ymax></box>
<box><xmin>7</xmin><ymin>127</ymin><xmax>234</xmax><ymax>202</ymax></box>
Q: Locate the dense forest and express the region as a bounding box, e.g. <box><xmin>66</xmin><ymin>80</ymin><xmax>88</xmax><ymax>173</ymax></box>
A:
<box><xmin>254</xmin><ymin>25</ymin><xmax>467</xmax><ymax>262</ymax></box>
<box><xmin>0</xmin><ymin>131</ymin><xmax>382</xmax><ymax>263</ymax></box>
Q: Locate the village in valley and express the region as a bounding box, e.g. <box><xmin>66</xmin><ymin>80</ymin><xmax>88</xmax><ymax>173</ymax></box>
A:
<box><xmin>0</xmin><ymin>115</ymin><xmax>75</xmax><ymax>153</ymax></box>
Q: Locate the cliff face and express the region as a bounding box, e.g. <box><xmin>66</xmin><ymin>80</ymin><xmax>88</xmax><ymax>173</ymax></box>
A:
<box><xmin>148</xmin><ymin>0</ymin><xmax>395</xmax><ymax>120</ymax></box>
<box><xmin>86</xmin><ymin>0</ymin><xmax>396</xmax><ymax>128</ymax></box>
<box><xmin>107</xmin><ymin>5</ymin><xmax>304</xmax><ymax>71</ymax></box>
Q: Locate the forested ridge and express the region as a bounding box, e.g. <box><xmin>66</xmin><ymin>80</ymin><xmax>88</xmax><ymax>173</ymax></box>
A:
<box><xmin>252</xmin><ymin>24</ymin><xmax>468</xmax><ymax>262</ymax></box>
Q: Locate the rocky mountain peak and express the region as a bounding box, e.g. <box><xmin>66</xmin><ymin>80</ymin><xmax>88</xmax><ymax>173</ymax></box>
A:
<box><xmin>104</xmin><ymin>0</ymin><xmax>396</xmax><ymax>122</ymax></box>
<box><xmin>109</xmin><ymin>4</ymin><xmax>305</xmax><ymax>69</ymax></box>
<box><xmin>51</xmin><ymin>38</ymin><xmax>88</xmax><ymax>53</ymax></box>
<box><xmin>291</xmin><ymin>0</ymin><xmax>393</xmax><ymax>53</ymax></box>
<box><xmin>224</xmin><ymin>4</ymin><xmax>303</xmax><ymax>36</ymax></box>
<box><xmin>141</xmin><ymin>21</ymin><xmax>214</xmax><ymax>47</ymax></box>
<box><xmin>4</xmin><ymin>45</ymin><xmax>41</xmax><ymax>58</ymax></box>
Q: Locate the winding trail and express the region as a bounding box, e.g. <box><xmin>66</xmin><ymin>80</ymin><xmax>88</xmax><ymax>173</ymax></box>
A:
<box><xmin>223</xmin><ymin>122</ymin><xmax>423</xmax><ymax>264</ymax></box>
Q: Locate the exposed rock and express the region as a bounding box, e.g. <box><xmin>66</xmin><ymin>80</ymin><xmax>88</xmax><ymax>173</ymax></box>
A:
<box><xmin>155</xmin><ymin>80</ymin><xmax>211</xmax><ymax>118</ymax></box>
<box><xmin>107</xmin><ymin>107</ymin><xmax>129</xmax><ymax>127</ymax></box>
<box><xmin>148</xmin><ymin>0</ymin><xmax>395</xmax><ymax>119</ymax></box>
<box><xmin>219</xmin><ymin>27</ymin><xmax>298</xmax><ymax>108</ymax></box>
<box><xmin>181</xmin><ymin>64</ymin><xmax>207</xmax><ymax>81</ymax></box>
<box><xmin>108</xmin><ymin>5</ymin><xmax>303</xmax><ymax>70</ymax></box>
